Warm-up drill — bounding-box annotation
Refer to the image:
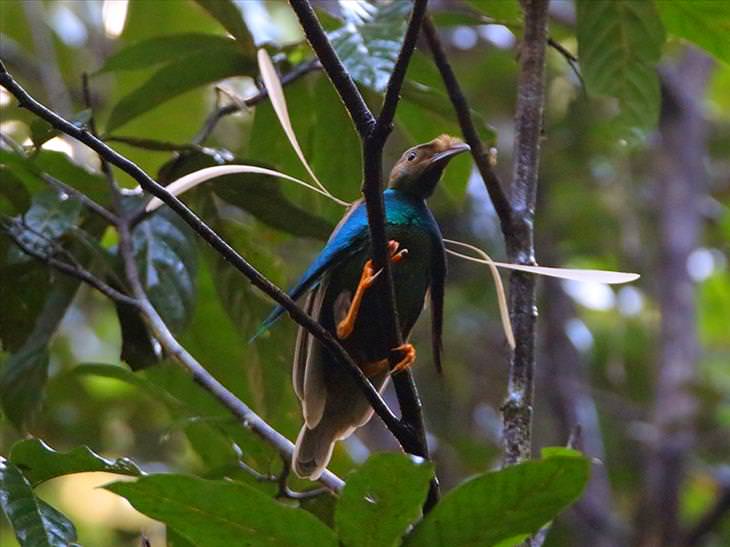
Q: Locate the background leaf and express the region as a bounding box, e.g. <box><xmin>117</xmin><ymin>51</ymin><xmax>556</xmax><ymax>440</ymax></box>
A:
<box><xmin>404</xmin><ymin>449</ymin><xmax>591</xmax><ymax>546</ymax></box>
<box><xmin>0</xmin><ymin>458</ymin><xmax>77</xmax><ymax>547</ymax></box>
<box><xmin>576</xmin><ymin>0</ymin><xmax>666</xmax><ymax>132</ymax></box>
<box><xmin>98</xmin><ymin>33</ymin><xmax>240</xmax><ymax>73</ymax></box>
<box><xmin>105</xmin><ymin>474</ymin><xmax>338</xmax><ymax>547</ymax></box>
<box><xmin>335</xmin><ymin>453</ymin><xmax>434</xmax><ymax>547</ymax></box>
<box><xmin>107</xmin><ymin>44</ymin><xmax>255</xmax><ymax>131</ymax></box>
<box><xmin>656</xmin><ymin>0</ymin><xmax>730</xmax><ymax>65</ymax></box>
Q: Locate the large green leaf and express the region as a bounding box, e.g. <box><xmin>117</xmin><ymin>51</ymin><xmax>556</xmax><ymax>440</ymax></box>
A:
<box><xmin>131</xmin><ymin>207</ymin><xmax>198</xmax><ymax>333</ymax></box>
<box><xmin>328</xmin><ymin>2</ymin><xmax>411</xmax><ymax>92</ymax></box>
<box><xmin>107</xmin><ymin>44</ymin><xmax>255</xmax><ymax>131</ymax></box>
<box><xmin>192</xmin><ymin>0</ymin><xmax>255</xmax><ymax>53</ymax></box>
<box><xmin>0</xmin><ymin>458</ymin><xmax>77</xmax><ymax>547</ymax></box>
<box><xmin>656</xmin><ymin>0</ymin><xmax>730</xmax><ymax>65</ymax></box>
<box><xmin>403</xmin><ymin>448</ymin><xmax>591</xmax><ymax>546</ymax></box>
<box><xmin>335</xmin><ymin>453</ymin><xmax>434</xmax><ymax>547</ymax></box>
<box><xmin>576</xmin><ymin>0</ymin><xmax>665</xmax><ymax>131</ymax></box>
<box><xmin>98</xmin><ymin>33</ymin><xmax>241</xmax><ymax>73</ymax></box>
<box><xmin>105</xmin><ymin>474</ymin><xmax>338</xmax><ymax>546</ymax></box>
<box><xmin>9</xmin><ymin>438</ymin><xmax>142</xmax><ymax>487</ymax></box>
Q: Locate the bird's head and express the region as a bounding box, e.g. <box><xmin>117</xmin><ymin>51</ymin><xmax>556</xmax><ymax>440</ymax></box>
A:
<box><xmin>388</xmin><ymin>134</ymin><xmax>470</xmax><ymax>198</ymax></box>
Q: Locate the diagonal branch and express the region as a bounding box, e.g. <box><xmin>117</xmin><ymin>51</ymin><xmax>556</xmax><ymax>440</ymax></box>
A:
<box><xmin>501</xmin><ymin>0</ymin><xmax>550</xmax><ymax>466</ymax></box>
<box><xmin>422</xmin><ymin>16</ymin><xmax>513</xmax><ymax>235</ymax></box>
<box><xmin>0</xmin><ymin>61</ymin><xmax>409</xmax><ymax>449</ymax></box>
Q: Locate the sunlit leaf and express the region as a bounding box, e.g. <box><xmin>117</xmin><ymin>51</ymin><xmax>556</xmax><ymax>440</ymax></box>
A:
<box><xmin>98</xmin><ymin>33</ymin><xmax>240</xmax><ymax>73</ymax></box>
<box><xmin>656</xmin><ymin>1</ymin><xmax>730</xmax><ymax>65</ymax></box>
<box><xmin>107</xmin><ymin>44</ymin><xmax>255</xmax><ymax>131</ymax></box>
<box><xmin>193</xmin><ymin>0</ymin><xmax>255</xmax><ymax>53</ymax></box>
<box><xmin>105</xmin><ymin>474</ymin><xmax>338</xmax><ymax>546</ymax></box>
<box><xmin>328</xmin><ymin>1</ymin><xmax>411</xmax><ymax>92</ymax></box>
<box><xmin>0</xmin><ymin>458</ymin><xmax>77</xmax><ymax>547</ymax></box>
<box><xmin>9</xmin><ymin>438</ymin><xmax>142</xmax><ymax>486</ymax></box>
<box><xmin>335</xmin><ymin>454</ymin><xmax>434</xmax><ymax>547</ymax></box>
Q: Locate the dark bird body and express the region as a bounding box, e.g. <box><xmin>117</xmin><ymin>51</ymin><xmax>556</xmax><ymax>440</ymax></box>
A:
<box><xmin>257</xmin><ymin>135</ymin><xmax>469</xmax><ymax>479</ymax></box>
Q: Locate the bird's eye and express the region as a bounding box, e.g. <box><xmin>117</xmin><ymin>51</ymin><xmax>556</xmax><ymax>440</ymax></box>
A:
<box><xmin>407</xmin><ymin>151</ymin><xmax>417</xmax><ymax>162</ymax></box>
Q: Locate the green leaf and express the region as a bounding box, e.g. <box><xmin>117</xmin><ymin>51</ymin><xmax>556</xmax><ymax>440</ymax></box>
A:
<box><xmin>402</xmin><ymin>80</ymin><xmax>496</xmax><ymax>145</ymax></box>
<box><xmin>73</xmin><ymin>363</ymin><xmax>184</xmax><ymax>409</ymax></box>
<box><xmin>0</xmin><ymin>458</ymin><xmax>78</xmax><ymax>547</ymax></box>
<box><xmin>105</xmin><ymin>474</ymin><xmax>338</xmax><ymax>547</ymax></box>
<box><xmin>0</xmin><ymin>167</ymin><xmax>31</xmax><ymax>215</ymax></box>
<box><xmin>98</xmin><ymin>33</ymin><xmax>241</xmax><ymax>73</ymax></box>
<box><xmin>130</xmin><ymin>207</ymin><xmax>198</xmax><ymax>333</ymax></box>
<box><xmin>656</xmin><ymin>0</ymin><xmax>730</xmax><ymax>65</ymax></box>
<box><xmin>335</xmin><ymin>453</ymin><xmax>434</xmax><ymax>547</ymax></box>
<box><xmin>107</xmin><ymin>44</ymin><xmax>255</xmax><ymax>131</ymax></box>
<box><xmin>0</xmin><ymin>343</ymin><xmax>49</xmax><ymax>430</ymax></box>
<box><xmin>9</xmin><ymin>438</ymin><xmax>142</xmax><ymax>487</ymax></box>
<box><xmin>464</xmin><ymin>0</ymin><xmax>523</xmax><ymax>28</ymax></box>
<box><xmin>329</xmin><ymin>2</ymin><xmax>411</xmax><ymax>92</ymax></box>
<box><xmin>7</xmin><ymin>189</ymin><xmax>82</xmax><ymax>262</ymax></box>
<box><xmin>576</xmin><ymin>0</ymin><xmax>665</xmax><ymax>131</ymax></box>
<box><xmin>193</xmin><ymin>0</ymin><xmax>255</xmax><ymax>53</ymax></box>
<box><xmin>404</xmin><ymin>449</ymin><xmax>590</xmax><ymax>546</ymax></box>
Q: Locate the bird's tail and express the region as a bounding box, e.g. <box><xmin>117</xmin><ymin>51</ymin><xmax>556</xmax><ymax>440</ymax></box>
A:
<box><xmin>292</xmin><ymin>422</ymin><xmax>342</xmax><ymax>480</ymax></box>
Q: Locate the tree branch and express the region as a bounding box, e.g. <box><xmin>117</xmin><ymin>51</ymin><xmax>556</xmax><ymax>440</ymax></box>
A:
<box><xmin>192</xmin><ymin>58</ymin><xmax>321</xmax><ymax>145</ymax></box>
<box><xmin>422</xmin><ymin>16</ymin><xmax>513</xmax><ymax>235</ymax></box>
<box><xmin>0</xmin><ymin>60</ymin><xmax>409</xmax><ymax>450</ymax></box>
<box><xmin>288</xmin><ymin>0</ymin><xmax>375</xmax><ymax>137</ymax></box>
<box><xmin>501</xmin><ymin>0</ymin><xmax>550</xmax><ymax>466</ymax></box>
<box><xmin>286</xmin><ymin>0</ymin><xmax>438</xmax><ymax>507</ymax></box>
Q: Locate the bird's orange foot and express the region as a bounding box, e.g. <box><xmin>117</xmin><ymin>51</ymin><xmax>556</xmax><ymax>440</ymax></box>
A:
<box><xmin>336</xmin><ymin>240</ymin><xmax>408</xmax><ymax>340</ymax></box>
<box><xmin>391</xmin><ymin>343</ymin><xmax>416</xmax><ymax>375</ymax></box>
<box><xmin>361</xmin><ymin>358</ymin><xmax>389</xmax><ymax>377</ymax></box>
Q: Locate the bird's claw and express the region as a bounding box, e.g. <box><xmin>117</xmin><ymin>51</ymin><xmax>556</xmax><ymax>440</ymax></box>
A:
<box><xmin>391</xmin><ymin>343</ymin><xmax>416</xmax><ymax>375</ymax></box>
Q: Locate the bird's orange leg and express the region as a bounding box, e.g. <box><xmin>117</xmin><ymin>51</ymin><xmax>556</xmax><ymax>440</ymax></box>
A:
<box><xmin>391</xmin><ymin>343</ymin><xmax>416</xmax><ymax>374</ymax></box>
<box><xmin>360</xmin><ymin>343</ymin><xmax>417</xmax><ymax>377</ymax></box>
<box><xmin>336</xmin><ymin>240</ymin><xmax>408</xmax><ymax>340</ymax></box>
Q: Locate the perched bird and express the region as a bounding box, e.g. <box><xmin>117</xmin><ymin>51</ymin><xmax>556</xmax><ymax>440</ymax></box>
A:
<box><xmin>257</xmin><ymin>135</ymin><xmax>470</xmax><ymax>479</ymax></box>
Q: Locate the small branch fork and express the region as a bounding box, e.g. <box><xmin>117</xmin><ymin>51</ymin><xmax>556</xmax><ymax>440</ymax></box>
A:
<box><xmin>288</xmin><ymin>0</ymin><xmax>438</xmax><ymax>509</ymax></box>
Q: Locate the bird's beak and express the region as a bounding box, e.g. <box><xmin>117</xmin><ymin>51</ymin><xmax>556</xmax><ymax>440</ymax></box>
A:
<box><xmin>429</xmin><ymin>142</ymin><xmax>471</xmax><ymax>166</ymax></box>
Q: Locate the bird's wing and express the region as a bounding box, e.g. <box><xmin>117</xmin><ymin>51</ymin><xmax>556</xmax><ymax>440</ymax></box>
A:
<box><xmin>428</xmin><ymin>212</ymin><xmax>447</xmax><ymax>374</ymax></box>
<box><xmin>252</xmin><ymin>200</ymin><xmax>369</xmax><ymax>339</ymax></box>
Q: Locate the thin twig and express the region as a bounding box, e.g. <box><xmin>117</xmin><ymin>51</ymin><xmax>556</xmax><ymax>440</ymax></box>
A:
<box><xmin>501</xmin><ymin>0</ymin><xmax>550</xmax><ymax>466</ymax></box>
<box><xmin>422</xmin><ymin>16</ymin><xmax>513</xmax><ymax>235</ymax></box>
<box><xmin>192</xmin><ymin>58</ymin><xmax>321</xmax><ymax>145</ymax></box>
<box><xmin>547</xmin><ymin>37</ymin><xmax>585</xmax><ymax>93</ymax></box>
<box><xmin>0</xmin><ymin>61</ymin><xmax>408</xmax><ymax>448</ymax></box>
<box><xmin>41</xmin><ymin>173</ymin><xmax>118</xmax><ymax>225</ymax></box>
<box><xmin>2</xmin><ymin>221</ymin><xmax>138</xmax><ymax>307</ymax></box>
